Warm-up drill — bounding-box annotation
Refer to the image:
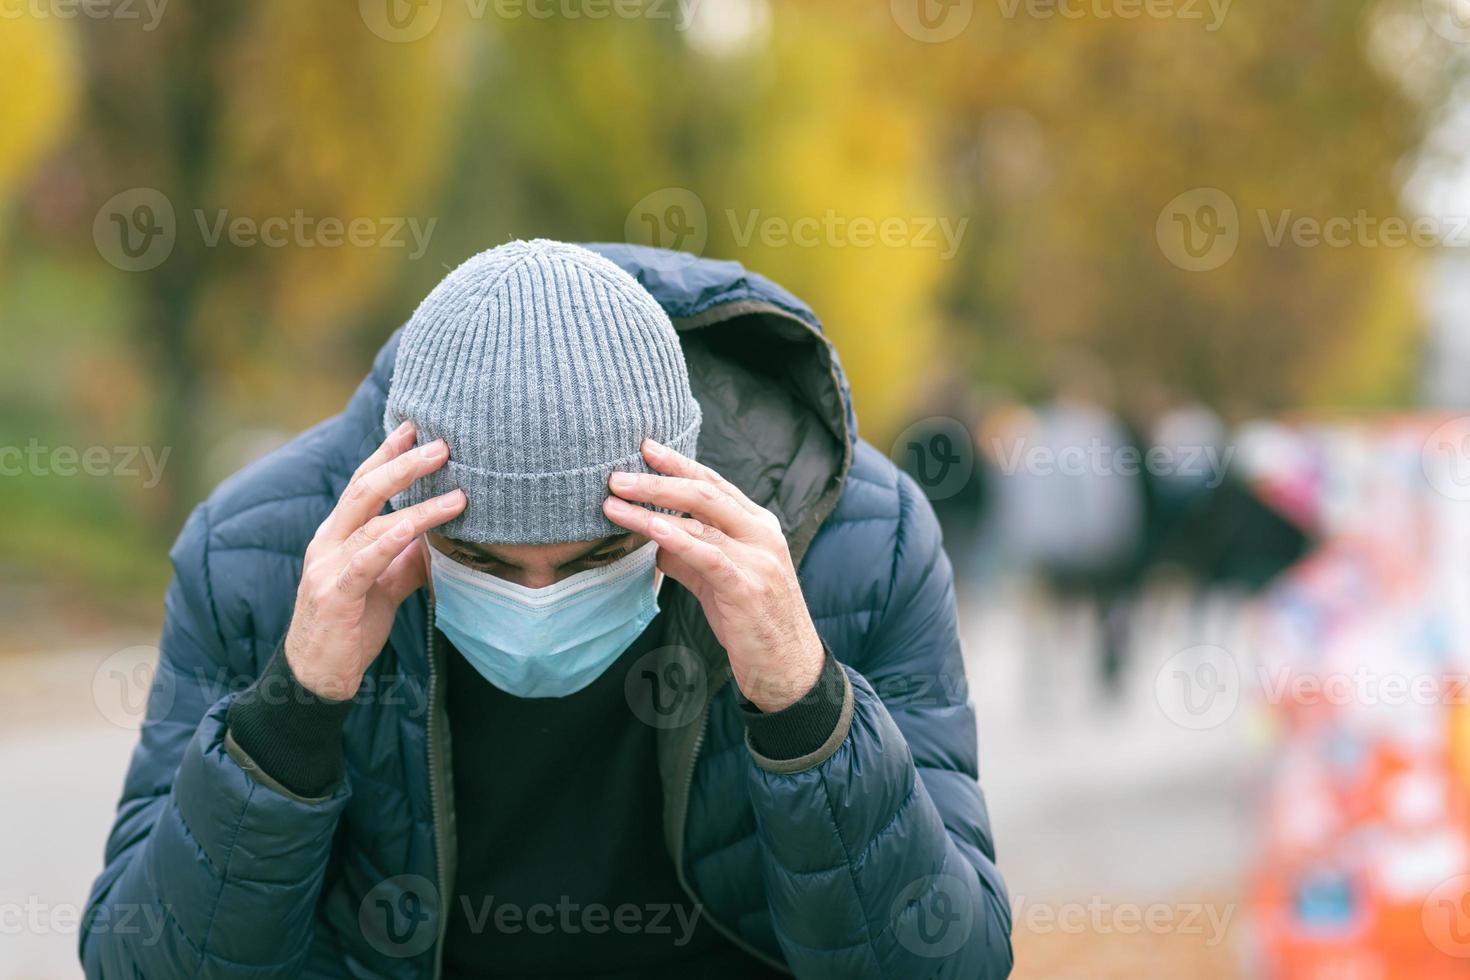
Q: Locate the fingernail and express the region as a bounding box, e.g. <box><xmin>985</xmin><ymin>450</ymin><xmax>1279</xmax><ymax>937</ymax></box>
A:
<box><xmin>421</xmin><ymin>439</ymin><xmax>447</xmax><ymax>458</ymax></box>
<box><xmin>609</xmin><ymin>472</ymin><xmax>635</xmax><ymax>491</ymax></box>
<box><xmin>395</xmin><ymin>419</ymin><xmax>413</xmax><ymax>436</ymax></box>
<box><xmin>642</xmin><ymin>439</ymin><xmax>664</xmax><ymax>456</ymax></box>
<box><xmin>441</xmin><ymin>490</ymin><xmax>464</xmax><ymax>510</ymax></box>
<box><xmin>650</xmin><ymin>516</ymin><xmax>672</xmax><ymax>535</ymax></box>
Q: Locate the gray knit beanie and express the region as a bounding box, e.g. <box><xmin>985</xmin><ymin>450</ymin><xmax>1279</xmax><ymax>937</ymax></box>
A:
<box><xmin>383</xmin><ymin>239</ymin><xmax>702</xmax><ymax>544</ymax></box>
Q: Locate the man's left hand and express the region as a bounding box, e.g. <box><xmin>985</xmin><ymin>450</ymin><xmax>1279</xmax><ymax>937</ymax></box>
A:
<box><xmin>603</xmin><ymin>440</ymin><xmax>825</xmax><ymax>712</ymax></box>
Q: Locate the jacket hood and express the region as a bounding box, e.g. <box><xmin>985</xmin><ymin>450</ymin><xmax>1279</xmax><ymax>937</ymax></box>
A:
<box><xmin>359</xmin><ymin>243</ymin><xmax>855</xmax><ymax>563</ymax></box>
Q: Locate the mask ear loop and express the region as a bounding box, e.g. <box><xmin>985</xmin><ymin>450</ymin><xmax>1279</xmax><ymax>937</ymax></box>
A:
<box><xmin>421</xmin><ymin>535</ymin><xmax>437</xmax><ymax>604</ymax></box>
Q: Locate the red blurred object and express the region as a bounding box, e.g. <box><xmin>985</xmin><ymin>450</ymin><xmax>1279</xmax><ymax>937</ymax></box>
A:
<box><xmin>1246</xmin><ymin>417</ymin><xmax>1470</xmax><ymax>978</ymax></box>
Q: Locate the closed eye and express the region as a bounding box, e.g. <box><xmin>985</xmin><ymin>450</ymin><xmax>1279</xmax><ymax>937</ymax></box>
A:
<box><xmin>576</xmin><ymin>548</ymin><xmax>628</xmax><ymax>568</ymax></box>
<box><xmin>450</xmin><ymin>550</ymin><xmax>503</xmax><ymax>572</ymax></box>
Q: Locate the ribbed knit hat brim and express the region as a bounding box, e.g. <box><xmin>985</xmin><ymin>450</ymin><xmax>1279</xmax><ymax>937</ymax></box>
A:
<box><xmin>383</xmin><ymin>240</ymin><xmax>702</xmax><ymax>544</ymax></box>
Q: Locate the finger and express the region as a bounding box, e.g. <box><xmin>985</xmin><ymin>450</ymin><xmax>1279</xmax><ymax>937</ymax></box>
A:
<box><xmin>336</xmin><ymin>516</ymin><xmax>419</xmax><ymax>598</ymax></box>
<box><xmin>343</xmin><ymin>489</ymin><xmax>466</xmax><ymax>556</ymax></box>
<box><xmin>376</xmin><ymin>536</ymin><xmax>429</xmax><ymax>604</ymax></box>
<box><xmin>348</xmin><ymin>419</ymin><xmax>416</xmax><ymax>489</ymax></box>
<box><xmin>607</xmin><ymin>471</ymin><xmax>762</xmax><ymax>539</ymax></box>
<box><xmin>643</xmin><ymin>513</ymin><xmax>745</xmax><ymax>593</ymax></box>
<box><xmin>326</xmin><ymin>438</ymin><xmax>450</xmax><ymax>542</ymax></box>
<box><xmin>603</xmin><ymin>495</ymin><xmax>749</xmax><ymax>554</ymax></box>
<box><xmin>641</xmin><ymin>439</ymin><xmax>763</xmax><ymax>515</ymax></box>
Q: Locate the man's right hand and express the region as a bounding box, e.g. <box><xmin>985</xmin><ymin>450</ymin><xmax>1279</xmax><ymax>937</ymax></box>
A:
<box><xmin>284</xmin><ymin>420</ymin><xmax>465</xmax><ymax>699</ymax></box>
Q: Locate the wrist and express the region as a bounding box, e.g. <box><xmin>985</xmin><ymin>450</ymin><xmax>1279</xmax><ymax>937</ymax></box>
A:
<box><xmin>738</xmin><ymin>641</ymin><xmax>848</xmax><ymax>764</ymax></box>
<box><xmin>284</xmin><ymin>629</ymin><xmax>363</xmax><ymax>701</ymax></box>
<box><xmin>226</xmin><ymin>644</ymin><xmax>355</xmax><ymax>799</ymax></box>
<box><xmin>739</xmin><ymin>631</ymin><xmax>826</xmax><ymax>713</ymax></box>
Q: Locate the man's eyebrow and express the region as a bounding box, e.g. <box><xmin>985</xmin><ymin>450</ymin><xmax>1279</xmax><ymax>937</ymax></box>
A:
<box><xmin>553</xmin><ymin>534</ymin><xmax>633</xmax><ymax>568</ymax></box>
<box><xmin>452</xmin><ymin>533</ymin><xmax>631</xmax><ymax>569</ymax></box>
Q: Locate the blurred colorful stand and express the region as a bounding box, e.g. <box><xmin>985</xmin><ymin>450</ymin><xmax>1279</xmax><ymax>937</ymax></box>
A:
<box><xmin>1243</xmin><ymin>415</ymin><xmax>1470</xmax><ymax>978</ymax></box>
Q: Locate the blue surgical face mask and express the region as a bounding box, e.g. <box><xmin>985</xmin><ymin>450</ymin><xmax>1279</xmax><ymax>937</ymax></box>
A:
<box><xmin>429</xmin><ymin>540</ymin><xmax>662</xmax><ymax>698</ymax></box>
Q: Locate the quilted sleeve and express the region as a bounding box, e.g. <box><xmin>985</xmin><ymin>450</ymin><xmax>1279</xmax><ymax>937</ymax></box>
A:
<box><xmin>743</xmin><ymin>471</ymin><xmax>1013</xmax><ymax>979</ymax></box>
<box><xmin>80</xmin><ymin>504</ymin><xmax>351</xmax><ymax>979</ymax></box>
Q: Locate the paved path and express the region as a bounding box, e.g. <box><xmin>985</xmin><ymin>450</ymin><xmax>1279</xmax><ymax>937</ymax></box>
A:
<box><xmin>0</xmin><ymin>583</ymin><xmax>1254</xmax><ymax>978</ymax></box>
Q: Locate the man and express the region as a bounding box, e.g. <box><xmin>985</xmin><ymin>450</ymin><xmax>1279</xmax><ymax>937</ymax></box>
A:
<box><xmin>82</xmin><ymin>240</ymin><xmax>1012</xmax><ymax>978</ymax></box>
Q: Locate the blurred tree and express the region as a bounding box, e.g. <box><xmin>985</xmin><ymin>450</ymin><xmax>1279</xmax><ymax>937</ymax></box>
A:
<box><xmin>411</xmin><ymin>4</ymin><xmax>951</xmax><ymax>444</ymax></box>
<box><xmin>920</xmin><ymin>0</ymin><xmax>1432</xmax><ymax>418</ymax></box>
<box><xmin>0</xmin><ymin>12</ymin><xmax>76</xmax><ymax>214</ymax></box>
<box><xmin>70</xmin><ymin>0</ymin><xmax>467</xmax><ymax>524</ymax></box>
<box><xmin>0</xmin><ymin>0</ymin><xmax>1461</xmax><ymax>598</ymax></box>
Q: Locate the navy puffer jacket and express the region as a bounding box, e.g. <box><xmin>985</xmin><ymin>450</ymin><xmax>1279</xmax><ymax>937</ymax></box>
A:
<box><xmin>82</xmin><ymin>245</ymin><xmax>1012</xmax><ymax>978</ymax></box>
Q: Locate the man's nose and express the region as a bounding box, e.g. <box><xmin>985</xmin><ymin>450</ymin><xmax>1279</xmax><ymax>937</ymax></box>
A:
<box><xmin>517</xmin><ymin>569</ymin><xmax>561</xmax><ymax>590</ymax></box>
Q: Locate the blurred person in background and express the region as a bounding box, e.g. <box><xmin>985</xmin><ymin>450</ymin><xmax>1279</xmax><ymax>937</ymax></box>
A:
<box><xmin>1000</xmin><ymin>350</ymin><xmax>1147</xmax><ymax>699</ymax></box>
<box><xmin>80</xmin><ymin>241</ymin><xmax>1012</xmax><ymax>979</ymax></box>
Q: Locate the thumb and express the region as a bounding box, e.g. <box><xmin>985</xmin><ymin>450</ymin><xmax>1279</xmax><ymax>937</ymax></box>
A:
<box><xmin>378</xmin><ymin>536</ymin><xmax>429</xmax><ymax>604</ymax></box>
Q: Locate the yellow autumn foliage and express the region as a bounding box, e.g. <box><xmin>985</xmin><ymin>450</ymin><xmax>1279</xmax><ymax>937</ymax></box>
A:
<box><xmin>0</xmin><ymin>11</ymin><xmax>77</xmax><ymax>212</ymax></box>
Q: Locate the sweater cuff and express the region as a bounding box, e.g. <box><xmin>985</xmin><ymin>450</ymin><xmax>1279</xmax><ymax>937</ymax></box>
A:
<box><xmin>225</xmin><ymin>644</ymin><xmax>354</xmax><ymax>799</ymax></box>
<box><xmin>738</xmin><ymin>644</ymin><xmax>847</xmax><ymax>761</ymax></box>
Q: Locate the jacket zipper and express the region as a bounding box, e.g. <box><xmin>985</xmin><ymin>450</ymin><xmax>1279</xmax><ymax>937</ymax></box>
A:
<box><xmin>425</xmin><ymin>605</ymin><xmax>451</xmax><ymax>980</ymax></box>
<box><xmin>668</xmin><ymin>684</ymin><xmax>791</xmax><ymax>974</ymax></box>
